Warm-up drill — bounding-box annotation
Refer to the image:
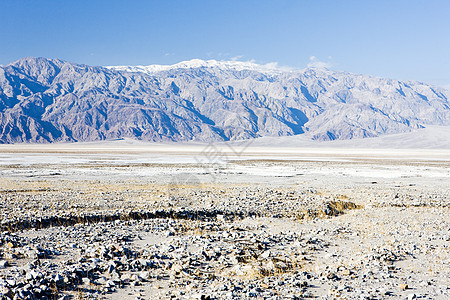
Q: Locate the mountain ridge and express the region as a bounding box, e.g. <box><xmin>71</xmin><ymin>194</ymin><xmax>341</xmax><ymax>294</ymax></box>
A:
<box><xmin>0</xmin><ymin>57</ymin><xmax>448</xmax><ymax>144</ymax></box>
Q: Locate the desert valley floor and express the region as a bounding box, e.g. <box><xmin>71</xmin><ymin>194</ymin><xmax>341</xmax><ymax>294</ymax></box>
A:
<box><xmin>0</xmin><ymin>142</ymin><xmax>449</xmax><ymax>299</ymax></box>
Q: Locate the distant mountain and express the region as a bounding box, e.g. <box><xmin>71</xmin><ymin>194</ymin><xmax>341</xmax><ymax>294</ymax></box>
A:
<box><xmin>0</xmin><ymin>57</ymin><xmax>449</xmax><ymax>143</ymax></box>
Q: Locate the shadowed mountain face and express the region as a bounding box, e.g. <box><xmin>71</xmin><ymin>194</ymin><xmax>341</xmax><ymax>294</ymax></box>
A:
<box><xmin>0</xmin><ymin>57</ymin><xmax>449</xmax><ymax>143</ymax></box>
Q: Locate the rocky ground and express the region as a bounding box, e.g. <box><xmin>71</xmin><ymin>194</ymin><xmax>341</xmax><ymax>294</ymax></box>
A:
<box><xmin>0</xmin><ymin>147</ymin><xmax>449</xmax><ymax>299</ymax></box>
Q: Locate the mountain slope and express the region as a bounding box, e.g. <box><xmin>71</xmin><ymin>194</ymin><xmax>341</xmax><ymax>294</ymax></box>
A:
<box><xmin>0</xmin><ymin>57</ymin><xmax>449</xmax><ymax>143</ymax></box>
<box><xmin>245</xmin><ymin>126</ymin><xmax>450</xmax><ymax>149</ymax></box>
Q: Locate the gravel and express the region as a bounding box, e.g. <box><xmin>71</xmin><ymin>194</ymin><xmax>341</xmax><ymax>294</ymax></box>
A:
<box><xmin>0</xmin><ymin>151</ymin><xmax>448</xmax><ymax>299</ymax></box>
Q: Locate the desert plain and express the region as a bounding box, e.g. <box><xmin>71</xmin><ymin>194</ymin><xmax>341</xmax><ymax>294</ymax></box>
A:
<box><xmin>0</xmin><ymin>140</ymin><xmax>449</xmax><ymax>299</ymax></box>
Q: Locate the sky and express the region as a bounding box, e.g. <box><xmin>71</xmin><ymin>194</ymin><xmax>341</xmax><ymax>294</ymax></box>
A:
<box><xmin>1</xmin><ymin>0</ymin><xmax>450</xmax><ymax>88</ymax></box>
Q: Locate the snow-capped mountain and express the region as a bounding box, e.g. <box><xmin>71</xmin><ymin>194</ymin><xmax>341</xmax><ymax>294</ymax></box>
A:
<box><xmin>0</xmin><ymin>57</ymin><xmax>448</xmax><ymax>143</ymax></box>
<box><xmin>107</xmin><ymin>59</ymin><xmax>288</xmax><ymax>73</ymax></box>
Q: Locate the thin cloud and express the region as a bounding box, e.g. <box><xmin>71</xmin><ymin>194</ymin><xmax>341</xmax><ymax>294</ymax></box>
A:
<box><xmin>307</xmin><ymin>56</ymin><xmax>332</xmax><ymax>69</ymax></box>
<box><xmin>232</xmin><ymin>59</ymin><xmax>295</xmax><ymax>72</ymax></box>
<box><xmin>262</xmin><ymin>62</ymin><xmax>294</xmax><ymax>72</ymax></box>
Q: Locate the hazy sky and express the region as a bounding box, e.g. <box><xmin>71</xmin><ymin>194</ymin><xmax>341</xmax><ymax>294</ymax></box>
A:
<box><xmin>1</xmin><ymin>0</ymin><xmax>450</xmax><ymax>87</ymax></box>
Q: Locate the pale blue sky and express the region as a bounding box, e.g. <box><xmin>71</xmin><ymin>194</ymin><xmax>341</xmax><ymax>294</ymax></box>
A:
<box><xmin>1</xmin><ymin>0</ymin><xmax>450</xmax><ymax>87</ymax></box>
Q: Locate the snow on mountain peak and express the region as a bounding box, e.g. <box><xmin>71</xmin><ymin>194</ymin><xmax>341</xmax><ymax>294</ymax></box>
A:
<box><xmin>106</xmin><ymin>59</ymin><xmax>295</xmax><ymax>74</ymax></box>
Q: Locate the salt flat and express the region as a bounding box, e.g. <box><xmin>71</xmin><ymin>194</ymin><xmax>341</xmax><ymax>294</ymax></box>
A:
<box><xmin>0</xmin><ymin>141</ymin><xmax>449</xmax><ymax>299</ymax></box>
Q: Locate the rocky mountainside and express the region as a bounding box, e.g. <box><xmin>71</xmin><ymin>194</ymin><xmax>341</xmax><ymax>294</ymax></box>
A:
<box><xmin>0</xmin><ymin>57</ymin><xmax>449</xmax><ymax>143</ymax></box>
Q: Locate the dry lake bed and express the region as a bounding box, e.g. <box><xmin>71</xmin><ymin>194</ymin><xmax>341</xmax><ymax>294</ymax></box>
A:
<box><xmin>0</xmin><ymin>142</ymin><xmax>449</xmax><ymax>299</ymax></box>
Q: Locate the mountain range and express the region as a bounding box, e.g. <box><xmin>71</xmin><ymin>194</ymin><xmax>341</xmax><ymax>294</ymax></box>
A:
<box><xmin>0</xmin><ymin>57</ymin><xmax>449</xmax><ymax>143</ymax></box>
